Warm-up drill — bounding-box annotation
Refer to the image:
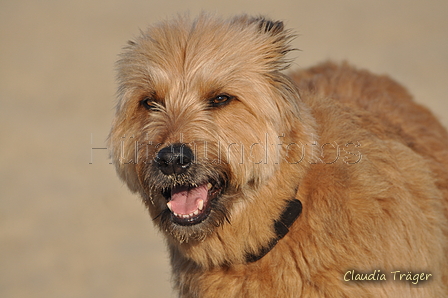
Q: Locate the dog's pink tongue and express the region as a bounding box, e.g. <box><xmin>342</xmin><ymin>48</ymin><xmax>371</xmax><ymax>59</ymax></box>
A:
<box><xmin>170</xmin><ymin>185</ymin><xmax>208</xmax><ymax>215</ymax></box>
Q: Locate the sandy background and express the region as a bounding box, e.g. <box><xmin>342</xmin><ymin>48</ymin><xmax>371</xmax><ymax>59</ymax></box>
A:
<box><xmin>1</xmin><ymin>0</ymin><xmax>447</xmax><ymax>297</ymax></box>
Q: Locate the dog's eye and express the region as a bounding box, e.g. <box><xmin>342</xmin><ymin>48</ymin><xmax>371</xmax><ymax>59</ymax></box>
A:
<box><xmin>210</xmin><ymin>94</ymin><xmax>234</xmax><ymax>107</ymax></box>
<box><xmin>141</xmin><ymin>97</ymin><xmax>157</xmax><ymax>110</ymax></box>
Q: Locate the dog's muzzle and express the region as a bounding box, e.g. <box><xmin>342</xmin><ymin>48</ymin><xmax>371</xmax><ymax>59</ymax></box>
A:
<box><xmin>155</xmin><ymin>144</ymin><xmax>193</xmax><ymax>176</ymax></box>
<box><xmin>154</xmin><ymin>144</ymin><xmax>223</xmax><ymax>226</ymax></box>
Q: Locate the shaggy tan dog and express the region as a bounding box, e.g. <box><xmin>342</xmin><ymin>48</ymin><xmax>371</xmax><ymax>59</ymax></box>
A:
<box><xmin>108</xmin><ymin>14</ymin><xmax>448</xmax><ymax>297</ymax></box>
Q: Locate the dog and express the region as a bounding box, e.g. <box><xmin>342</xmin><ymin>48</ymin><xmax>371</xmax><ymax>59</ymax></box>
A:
<box><xmin>108</xmin><ymin>14</ymin><xmax>448</xmax><ymax>297</ymax></box>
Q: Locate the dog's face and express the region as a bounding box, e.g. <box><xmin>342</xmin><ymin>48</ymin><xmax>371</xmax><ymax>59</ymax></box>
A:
<box><xmin>109</xmin><ymin>15</ymin><xmax>307</xmax><ymax>244</ymax></box>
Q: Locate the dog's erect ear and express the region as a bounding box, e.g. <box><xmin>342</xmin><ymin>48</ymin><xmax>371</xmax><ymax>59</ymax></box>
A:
<box><xmin>244</xmin><ymin>16</ymin><xmax>295</xmax><ymax>71</ymax></box>
<box><xmin>252</xmin><ymin>17</ymin><xmax>285</xmax><ymax>36</ymax></box>
<box><xmin>231</xmin><ymin>14</ymin><xmax>288</xmax><ymax>38</ymax></box>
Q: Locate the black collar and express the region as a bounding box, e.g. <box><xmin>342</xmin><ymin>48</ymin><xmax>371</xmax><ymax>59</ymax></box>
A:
<box><xmin>245</xmin><ymin>199</ymin><xmax>302</xmax><ymax>263</ymax></box>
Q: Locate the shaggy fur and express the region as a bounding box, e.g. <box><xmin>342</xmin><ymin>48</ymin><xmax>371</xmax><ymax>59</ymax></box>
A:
<box><xmin>108</xmin><ymin>14</ymin><xmax>448</xmax><ymax>297</ymax></box>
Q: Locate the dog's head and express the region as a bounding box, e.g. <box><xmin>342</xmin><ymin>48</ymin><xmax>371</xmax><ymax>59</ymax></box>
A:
<box><xmin>108</xmin><ymin>14</ymin><xmax>313</xmax><ymax>247</ymax></box>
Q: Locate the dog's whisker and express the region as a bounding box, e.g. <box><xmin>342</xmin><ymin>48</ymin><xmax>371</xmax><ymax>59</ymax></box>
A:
<box><xmin>152</xmin><ymin>210</ymin><xmax>164</xmax><ymax>221</ymax></box>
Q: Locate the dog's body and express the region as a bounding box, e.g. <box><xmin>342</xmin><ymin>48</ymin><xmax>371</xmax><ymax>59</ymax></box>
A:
<box><xmin>109</xmin><ymin>14</ymin><xmax>448</xmax><ymax>297</ymax></box>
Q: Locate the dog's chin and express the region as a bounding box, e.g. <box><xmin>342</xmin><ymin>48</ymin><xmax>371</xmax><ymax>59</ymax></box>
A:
<box><xmin>155</xmin><ymin>179</ymin><xmax>231</xmax><ymax>243</ymax></box>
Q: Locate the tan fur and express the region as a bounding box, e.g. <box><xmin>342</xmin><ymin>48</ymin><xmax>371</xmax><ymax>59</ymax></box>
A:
<box><xmin>108</xmin><ymin>13</ymin><xmax>448</xmax><ymax>297</ymax></box>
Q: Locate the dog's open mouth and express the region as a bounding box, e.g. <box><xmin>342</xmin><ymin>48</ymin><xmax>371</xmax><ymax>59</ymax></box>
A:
<box><xmin>163</xmin><ymin>182</ymin><xmax>221</xmax><ymax>226</ymax></box>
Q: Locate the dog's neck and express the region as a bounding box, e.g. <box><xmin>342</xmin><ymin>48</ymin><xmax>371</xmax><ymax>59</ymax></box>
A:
<box><xmin>245</xmin><ymin>198</ymin><xmax>302</xmax><ymax>263</ymax></box>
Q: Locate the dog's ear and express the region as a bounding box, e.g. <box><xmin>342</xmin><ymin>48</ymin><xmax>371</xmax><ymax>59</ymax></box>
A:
<box><xmin>246</xmin><ymin>16</ymin><xmax>295</xmax><ymax>71</ymax></box>
<box><xmin>252</xmin><ymin>17</ymin><xmax>285</xmax><ymax>36</ymax></box>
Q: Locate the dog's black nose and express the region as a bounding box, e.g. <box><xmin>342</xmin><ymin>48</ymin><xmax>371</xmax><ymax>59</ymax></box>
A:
<box><xmin>155</xmin><ymin>144</ymin><xmax>194</xmax><ymax>175</ymax></box>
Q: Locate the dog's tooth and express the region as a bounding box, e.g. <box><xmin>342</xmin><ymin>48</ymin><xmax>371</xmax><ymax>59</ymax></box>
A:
<box><xmin>173</xmin><ymin>212</ymin><xmax>179</xmax><ymax>217</ymax></box>
<box><xmin>193</xmin><ymin>209</ymin><xmax>199</xmax><ymax>216</ymax></box>
<box><xmin>183</xmin><ymin>214</ymin><xmax>190</xmax><ymax>219</ymax></box>
<box><xmin>207</xmin><ymin>183</ymin><xmax>212</xmax><ymax>190</ymax></box>
<box><xmin>198</xmin><ymin>199</ymin><xmax>204</xmax><ymax>211</ymax></box>
<box><xmin>167</xmin><ymin>202</ymin><xmax>172</xmax><ymax>211</ymax></box>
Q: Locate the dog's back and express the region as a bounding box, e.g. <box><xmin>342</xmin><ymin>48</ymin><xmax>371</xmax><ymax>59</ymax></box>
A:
<box><xmin>291</xmin><ymin>62</ymin><xmax>448</xmax><ymax>295</ymax></box>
